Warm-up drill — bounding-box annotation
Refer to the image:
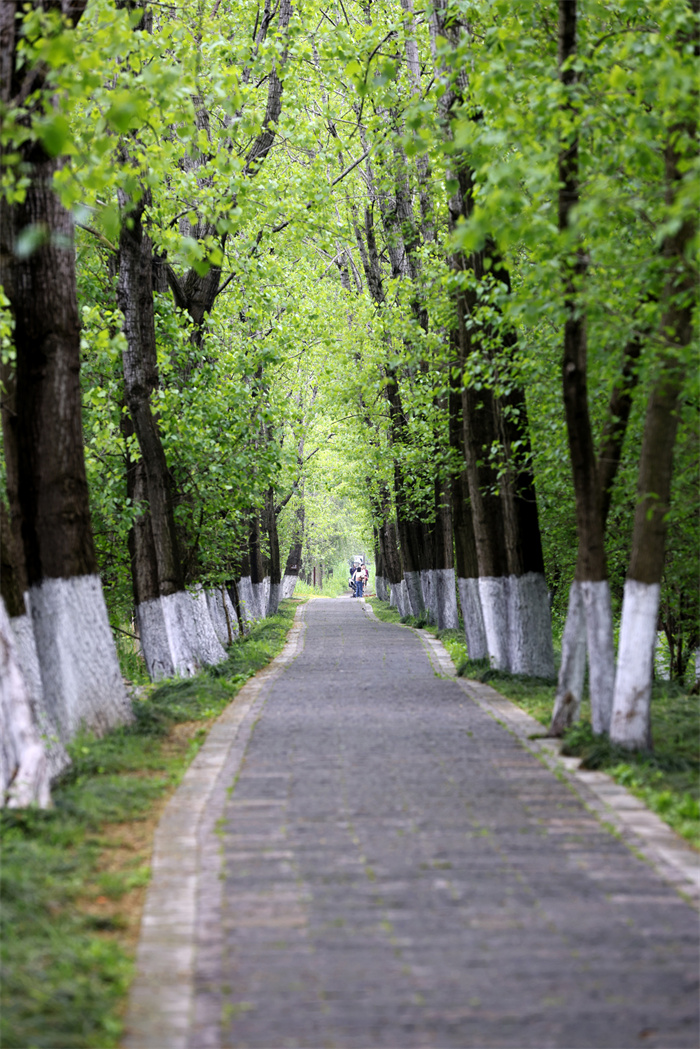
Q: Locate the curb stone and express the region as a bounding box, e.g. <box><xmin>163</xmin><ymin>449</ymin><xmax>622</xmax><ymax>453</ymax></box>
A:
<box><xmin>121</xmin><ymin>604</ymin><xmax>308</xmax><ymax>1049</ymax></box>
<box><xmin>362</xmin><ymin>601</ymin><xmax>700</xmax><ymax>909</ymax></box>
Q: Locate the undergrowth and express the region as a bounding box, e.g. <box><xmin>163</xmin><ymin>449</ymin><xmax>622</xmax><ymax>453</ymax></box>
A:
<box><xmin>0</xmin><ymin>602</ymin><xmax>297</xmax><ymax>1049</ymax></box>
<box><xmin>562</xmin><ymin>715</ymin><xmax>700</xmax><ymax>847</ymax></box>
<box><xmin>369</xmin><ymin>596</ymin><xmax>699</xmax><ymax>848</ymax></box>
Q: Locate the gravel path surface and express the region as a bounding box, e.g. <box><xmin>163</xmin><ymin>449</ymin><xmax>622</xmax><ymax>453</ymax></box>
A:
<box><xmin>186</xmin><ymin>598</ymin><xmax>698</xmax><ymax>1049</ymax></box>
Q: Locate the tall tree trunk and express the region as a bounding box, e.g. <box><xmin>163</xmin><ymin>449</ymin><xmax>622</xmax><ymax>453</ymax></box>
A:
<box><xmin>281</xmin><ymin>496</ymin><xmax>305</xmax><ymax>598</ymax></box>
<box><xmin>248</xmin><ymin>511</ymin><xmax>266</xmax><ymax>619</ymax></box>
<box><xmin>385</xmin><ymin>368</ymin><xmax>426</xmax><ymax>617</ymax></box>
<box><xmin>236</xmin><ymin>537</ymin><xmax>255</xmax><ymax>632</ymax></box>
<box><xmin>549</xmin><ymin>328</ymin><xmax>644</xmax><ymax>735</ymax></box>
<box><xmin>611</xmin><ymin>34</ymin><xmax>698</xmax><ymax>747</ymax></box>
<box><xmin>449</xmin><ymin>370</ymin><xmax>487</xmax><ymax>659</ymax></box>
<box><xmin>557</xmin><ymin>0</ymin><xmax>614</xmax><ymax>734</ymax></box>
<box><xmin>382</xmin><ymin>518</ymin><xmax>410</xmax><ymax>617</ymax></box>
<box><xmin>431</xmin><ymin>477</ymin><xmax>460</xmax><ymax>630</ymax></box>
<box><xmin>1</xmin><ymin>5</ymin><xmax>130</xmax><ymax>739</ymax></box>
<box><xmin>489</xmin><ymin>257</ymin><xmax>554</xmax><ymax>679</ymax></box>
<box><xmin>117</xmin><ymin>192</ymin><xmax>225</xmax><ymax>676</ymax></box>
<box><xmin>266</xmin><ymin>487</ymin><xmax>282</xmax><ymax>615</ymax></box>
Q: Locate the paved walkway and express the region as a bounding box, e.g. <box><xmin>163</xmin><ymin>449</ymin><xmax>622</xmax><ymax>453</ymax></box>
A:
<box><xmin>125</xmin><ymin>599</ymin><xmax>699</xmax><ymax>1049</ymax></box>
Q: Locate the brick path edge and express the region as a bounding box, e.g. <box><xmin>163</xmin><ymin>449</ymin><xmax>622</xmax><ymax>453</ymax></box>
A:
<box><xmin>121</xmin><ymin>604</ymin><xmax>308</xmax><ymax>1049</ymax></box>
<box><xmin>360</xmin><ymin>602</ymin><xmax>700</xmax><ymax>910</ymax></box>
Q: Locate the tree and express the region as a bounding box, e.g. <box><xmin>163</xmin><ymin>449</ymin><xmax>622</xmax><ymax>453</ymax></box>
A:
<box><xmin>611</xmin><ymin>0</ymin><xmax>699</xmax><ymax>748</ymax></box>
<box><xmin>1</xmin><ymin>0</ymin><xmax>131</xmax><ymax>743</ymax></box>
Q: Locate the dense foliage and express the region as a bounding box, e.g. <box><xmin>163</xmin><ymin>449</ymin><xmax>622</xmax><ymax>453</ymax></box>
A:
<box><xmin>1</xmin><ymin>0</ymin><xmax>697</xmax><ymax>672</ymax></box>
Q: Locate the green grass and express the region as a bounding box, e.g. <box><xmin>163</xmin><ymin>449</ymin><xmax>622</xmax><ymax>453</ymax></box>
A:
<box><xmin>369</xmin><ymin>597</ymin><xmax>699</xmax><ymax>848</ymax></box>
<box><xmin>0</xmin><ymin>602</ymin><xmax>298</xmax><ymax>1049</ymax></box>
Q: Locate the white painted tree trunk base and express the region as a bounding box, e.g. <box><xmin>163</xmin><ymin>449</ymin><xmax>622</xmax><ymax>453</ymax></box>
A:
<box><xmin>375</xmin><ymin>575</ymin><xmax>388</xmax><ymax>602</ymax></box>
<box><xmin>190</xmin><ymin>588</ymin><xmax>227</xmax><ymax>667</ymax></box>
<box><xmin>610</xmin><ymin>580</ymin><xmax>659</xmax><ymax>750</ymax></box>
<box><xmin>267</xmin><ymin>583</ymin><xmax>281</xmax><ymax>617</ymax></box>
<box><xmin>478</xmin><ymin>576</ymin><xmax>511</xmax><ymax>671</ymax></box>
<box><xmin>261</xmin><ymin>578</ymin><xmax>271</xmax><ymax>615</ymax></box>
<box><xmin>457</xmin><ymin>577</ymin><xmax>488</xmax><ymax>660</ymax></box>
<box><xmin>420</xmin><ymin>570</ymin><xmax>436</xmax><ymax>624</ymax></box>
<box><xmin>237</xmin><ymin>576</ymin><xmax>257</xmax><ymax>629</ymax></box>
<box><xmin>1</xmin><ymin>598</ymin><xmax>51</xmax><ymax>808</ymax></box>
<box><xmin>161</xmin><ymin>591</ymin><xmax>201</xmax><ymax>678</ymax></box>
<box><xmin>404</xmin><ymin>571</ymin><xmax>425</xmax><ymax>618</ymax></box>
<box><xmin>281</xmin><ymin>574</ymin><xmax>298</xmax><ymax>599</ymax></box>
<box><xmin>434</xmin><ymin>568</ymin><xmax>459</xmax><ymax>630</ymax></box>
<box><xmin>205</xmin><ymin>589</ymin><xmax>236</xmax><ymax>647</ymax></box>
<box><xmin>507</xmin><ymin>573</ymin><xmax>555</xmax><ymax>679</ymax></box>
<box><xmin>252</xmin><ymin>581</ymin><xmax>267</xmax><ymax>621</ymax></box>
<box><xmin>582</xmin><ymin>580</ymin><xmax>615</xmax><ymax>736</ymax></box>
<box><xmin>137</xmin><ymin>598</ymin><xmax>177</xmax><ymax>680</ymax></box>
<box><xmin>28</xmin><ymin>575</ymin><xmax>132</xmax><ymax>742</ymax></box>
<box><xmin>549</xmin><ymin>581</ymin><xmax>587</xmax><ymax>736</ymax></box>
<box><xmin>395</xmin><ymin>579</ymin><xmax>411</xmax><ymax>618</ymax></box>
<box><xmin>11</xmin><ymin>611</ymin><xmax>70</xmax><ymax>781</ymax></box>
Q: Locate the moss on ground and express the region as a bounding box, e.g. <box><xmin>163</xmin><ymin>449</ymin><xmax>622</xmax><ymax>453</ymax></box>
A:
<box><xmin>368</xmin><ymin>597</ymin><xmax>699</xmax><ymax>849</ymax></box>
<box><xmin>0</xmin><ymin>602</ymin><xmax>298</xmax><ymax>1049</ymax></box>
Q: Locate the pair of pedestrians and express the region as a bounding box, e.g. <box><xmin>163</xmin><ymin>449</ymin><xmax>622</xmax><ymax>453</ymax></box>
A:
<box><xmin>350</xmin><ymin>562</ymin><xmax>368</xmax><ymax>597</ymax></box>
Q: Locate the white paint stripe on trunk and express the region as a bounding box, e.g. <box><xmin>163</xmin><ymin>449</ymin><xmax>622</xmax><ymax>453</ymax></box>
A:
<box><xmin>237</xmin><ymin>576</ymin><xmax>256</xmax><ymax>627</ymax></box>
<box><xmin>10</xmin><ymin>611</ymin><xmax>69</xmax><ymax>781</ymax></box>
<box><xmin>29</xmin><ymin>575</ymin><xmax>131</xmax><ymax>741</ymax></box>
<box><xmin>581</xmin><ymin>580</ymin><xmax>615</xmax><ymax>736</ymax></box>
<box><xmin>206</xmin><ymin>590</ymin><xmax>230</xmax><ymax>648</ymax></box>
<box><xmin>161</xmin><ymin>592</ymin><xmax>200</xmax><ymax>678</ymax></box>
<box><xmin>550</xmin><ymin>581</ymin><xmax>586</xmax><ymax>736</ymax></box>
<box><xmin>267</xmin><ymin>583</ymin><xmax>281</xmax><ymax>617</ymax></box>
<box><xmin>281</xmin><ymin>574</ymin><xmax>298</xmax><ymax>599</ymax></box>
<box><xmin>508</xmin><ymin>573</ymin><xmax>555</xmax><ymax>678</ymax></box>
<box><xmin>457</xmin><ymin>577</ymin><xmax>488</xmax><ymax>660</ymax></box>
<box><xmin>478</xmin><ymin>576</ymin><xmax>510</xmax><ymax>671</ymax></box>
<box><xmin>610</xmin><ymin>580</ymin><xmax>660</xmax><ymax>750</ymax></box>
<box><xmin>137</xmin><ymin>597</ymin><xmax>176</xmax><ymax>680</ymax></box>
<box><xmin>190</xmin><ymin>588</ymin><xmax>227</xmax><ymax>667</ymax></box>
<box><xmin>252</xmin><ymin>581</ymin><xmax>267</xmax><ymax>620</ymax></box>
<box><xmin>1</xmin><ymin>598</ymin><xmax>51</xmax><ymax>808</ymax></box>
<box><xmin>434</xmin><ymin>568</ymin><xmax>459</xmax><ymax>630</ymax></box>
<box><xmin>420</xmin><ymin>570</ymin><xmax>436</xmax><ymax>624</ymax></box>
<box><xmin>404</xmin><ymin>571</ymin><xmax>425</xmax><ymax>618</ymax></box>
<box><xmin>396</xmin><ymin>579</ymin><xmax>411</xmax><ymax>618</ymax></box>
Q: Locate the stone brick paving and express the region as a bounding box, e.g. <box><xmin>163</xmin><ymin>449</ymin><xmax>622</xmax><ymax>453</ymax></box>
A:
<box><xmin>187</xmin><ymin>599</ymin><xmax>699</xmax><ymax>1049</ymax></box>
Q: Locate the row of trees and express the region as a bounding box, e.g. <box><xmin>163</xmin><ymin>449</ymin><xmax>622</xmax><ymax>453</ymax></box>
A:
<box><xmin>1</xmin><ymin>0</ymin><xmax>697</xmax><ymax>805</ymax></box>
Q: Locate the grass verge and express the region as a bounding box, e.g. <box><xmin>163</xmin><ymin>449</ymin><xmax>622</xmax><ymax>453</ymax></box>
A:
<box><xmin>368</xmin><ymin>597</ymin><xmax>699</xmax><ymax>849</ymax></box>
<box><xmin>0</xmin><ymin>601</ymin><xmax>299</xmax><ymax>1049</ymax></box>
